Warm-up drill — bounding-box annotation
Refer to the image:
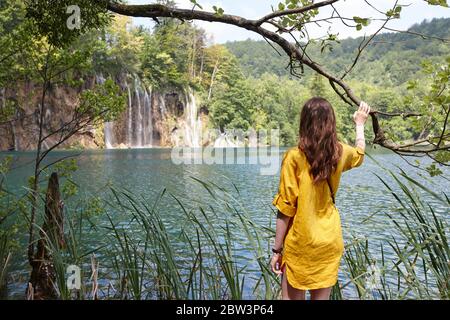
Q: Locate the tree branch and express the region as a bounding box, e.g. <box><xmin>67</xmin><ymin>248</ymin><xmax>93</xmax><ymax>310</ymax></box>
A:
<box><xmin>437</xmin><ymin>105</ymin><xmax>450</xmax><ymax>147</ymax></box>
<box><xmin>341</xmin><ymin>2</ymin><xmax>395</xmax><ymax>80</ymax></box>
<box><xmin>384</xmin><ymin>27</ymin><xmax>450</xmax><ymax>43</ymax></box>
<box><xmin>374</xmin><ymin>111</ymin><xmax>422</xmax><ymax>118</ymax></box>
<box><xmin>102</xmin><ymin>0</ymin><xmax>448</xmax><ymax>158</ymax></box>
<box><xmin>256</xmin><ymin>0</ymin><xmax>340</xmax><ymax>26</ymax></box>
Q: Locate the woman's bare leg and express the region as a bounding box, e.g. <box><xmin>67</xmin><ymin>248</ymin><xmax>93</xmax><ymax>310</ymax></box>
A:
<box><xmin>281</xmin><ymin>272</ymin><xmax>306</xmax><ymax>300</ymax></box>
<box><xmin>310</xmin><ymin>287</ymin><xmax>332</xmax><ymax>300</ymax></box>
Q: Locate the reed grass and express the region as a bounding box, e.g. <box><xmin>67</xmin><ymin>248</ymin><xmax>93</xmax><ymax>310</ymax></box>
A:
<box><xmin>0</xmin><ymin>233</ymin><xmax>10</xmax><ymax>298</ymax></box>
<box><xmin>336</xmin><ymin>156</ymin><xmax>449</xmax><ymax>300</ymax></box>
<box><xmin>1</xmin><ymin>159</ymin><xmax>448</xmax><ymax>300</ymax></box>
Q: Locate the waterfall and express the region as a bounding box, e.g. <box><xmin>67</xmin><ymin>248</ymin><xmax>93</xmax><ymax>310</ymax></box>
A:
<box><xmin>184</xmin><ymin>90</ymin><xmax>202</xmax><ymax>147</ymax></box>
<box><xmin>159</xmin><ymin>94</ymin><xmax>167</xmax><ymax>120</ymax></box>
<box><xmin>44</xmin><ymin>108</ymin><xmax>52</xmax><ymax>124</ymax></box>
<box><xmin>11</xmin><ymin>121</ymin><xmax>18</xmax><ymax>151</ymax></box>
<box><xmin>214</xmin><ymin>132</ymin><xmax>238</xmax><ymax>148</ymax></box>
<box><xmin>96</xmin><ymin>74</ymin><xmax>114</xmax><ymax>149</ymax></box>
<box><xmin>134</xmin><ymin>78</ymin><xmax>143</xmax><ymax>147</ymax></box>
<box><xmin>104</xmin><ymin>122</ymin><xmax>113</xmax><ymax>149</ymax></box>
<box><xmin>92</xmin><ymin>73</ymin><xmax>219</xmax><ymax>149</ymax></box>
<box><xmin>143</xmin><ymin>87</ymin><xmax>153</xmax><ymax>147</ymax></box>
<box><xmin>42</xmin><ymin>139</ymin><xmax>50</xmax><ymax>151</ymax></box>
<box><xmin>127</xmin><ymin>82</ymin><xmax>132</xmax><ymax>147</ymax></box>
<box><xmin>129</xmin><ymin>77</ymin><xmax>154</xmax><ymax>148</ymax></box>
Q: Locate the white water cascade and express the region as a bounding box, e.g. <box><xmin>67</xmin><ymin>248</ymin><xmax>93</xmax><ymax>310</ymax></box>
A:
<box><xmin>96</xmin><ymin>73</ymin><xmax>210</xmax><ymax>149</ymax></box>
<box><xmin>143</xmin><ymin>87</ymin><xmax>153</xmax><ymax>146</ymax></box>
<box><xmin>134</xmin><ymin>77</ymin><xmax>143</xmax><ymax>147</ymax></box>
<box><xmin>126</xmin><ymin>82</ymin><xmax>132</xmax><ymax>147</ymax></box>
<box><xmin>98</xmin><ymin>74</ymin><xmax>154</xmax><ymax>149</ymax></box>
<box><xmin>129</xmin><ymin>77</ymin><xmax>153</xmax><ymax>148</ymax></box>
<box><xmin>158</xmin><ymin>94</ymin><xmax>167</xmax><ymax>120</ymax></box>
<box><xmin>95</xmin><ymin>74</ymin><xmax>114</xmax><ymax>149</ymax></box>
<box><xmin>183</xmin><ymin>90</ymin><xmax>202</xmax><ymax>147</ymax></box>
<box><xmin>11</xmin><ymin>121</ymin><xmax>19</xmax><ymax>151</ymax></box>
<box><xmin>104</xmin><ymin>123</ymin><xmax>114</xmax><ymax>149</ymax></box>
<box><xmin>214</xmin><ymin>132</ymin><xmax>238</xmax><ymax>148</ymax></box>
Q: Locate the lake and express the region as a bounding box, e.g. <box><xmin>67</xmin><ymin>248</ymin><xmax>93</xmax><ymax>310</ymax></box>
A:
<box><xmin>1</xmin><ymin>147</ymin><xmax>449</xmax><ymax>299</ymax></box>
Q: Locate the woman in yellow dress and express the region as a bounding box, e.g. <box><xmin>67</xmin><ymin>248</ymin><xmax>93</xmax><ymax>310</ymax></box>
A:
<box><xmin>270</xmin><ymin>97</ymin><xmax>371</xmax><ymax>300</ymax></box>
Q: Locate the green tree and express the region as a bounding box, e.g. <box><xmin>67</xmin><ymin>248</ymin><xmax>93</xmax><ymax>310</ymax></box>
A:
<box><xmin>140</xmin><ymin>20</ymin><xmax>207</xmax><ymax>90</ymax></box>
<box><xmin>309</xmin><ymin>74</ymin><xmax>328</xmax><ymax>97</ymax></box>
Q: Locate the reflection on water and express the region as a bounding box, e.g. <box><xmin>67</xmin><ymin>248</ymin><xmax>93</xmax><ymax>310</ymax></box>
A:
<box><xmin>2</xmin><ymin>147</ymin><xmax>449</xmax><ymax>299</ymax></box>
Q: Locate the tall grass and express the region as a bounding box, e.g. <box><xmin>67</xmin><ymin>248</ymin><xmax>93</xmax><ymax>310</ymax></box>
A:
<box><xmin>379</xmin><ymin>168</ymin><xmax>449</xmax><ymax>299</ymax></box>
<box><xmin>336</xmin><ymin>157</ymin><xmax>449</xmax><ymax>300</ymax></box>
<box><xmin>96</xmin><ymin>166</ymin><xmax>448</xmax><ymax>300</ymax></box>
<box><xmin>2</xmin><ymin>161</ymin><xmax>448</xmax><ymax>300</ymax></box>
<box><xmin>0</xmin><ymin>233</ymin><xmax>11</xmax><ymax>298</ymax></box>
<box><xmin>97</xmin><ymin>180</ymin><xmax>277</xmax><ymax>300</ymax></box>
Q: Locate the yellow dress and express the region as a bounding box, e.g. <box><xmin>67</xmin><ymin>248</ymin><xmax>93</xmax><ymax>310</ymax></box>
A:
<box><xmin>272</xmin><ymin>142</ymin><xmax>365</xmax><ymax>290</ymax></box>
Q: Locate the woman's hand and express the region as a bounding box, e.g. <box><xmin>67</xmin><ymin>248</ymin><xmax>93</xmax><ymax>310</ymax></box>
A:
<box><xmin>353</xmin><ymin>101</ymin><xmax>371</xmax><ymax>126</ymax></box>
<box><xmin>353</xmin><ymin>101</ymin><xmax>370</xmax><ymax>150</ymax></box>
<box><xmin>271</xmin><ymin>253</ymin><xmax>283</xmax><ymax>276</ymax></box>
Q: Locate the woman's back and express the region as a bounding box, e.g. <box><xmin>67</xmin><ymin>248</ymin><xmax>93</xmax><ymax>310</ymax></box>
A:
<box><xmin>273</xmin><ymin>142</ymin><xmax>365</xmax><ymax>217</ymax></box>
<box><xmin>272</xmin><ymin>142</ymin><xmax>365</xmax><ymax>290</ymax></box>
<box><xmin>270</xmin><ymin>98</ymin><xmax>371</xmax><ymax>299</ymax></box>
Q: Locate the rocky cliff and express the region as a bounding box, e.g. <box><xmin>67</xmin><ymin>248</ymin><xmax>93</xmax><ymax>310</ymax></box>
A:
<box><xmin>0</xmin><ymin>73</ymin><xmax>211</xmax><ymax>151</ymax></box>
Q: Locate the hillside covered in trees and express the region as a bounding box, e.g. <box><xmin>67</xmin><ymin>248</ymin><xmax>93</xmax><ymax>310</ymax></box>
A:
<box><xmin>133</xmin><ymin>16</ymin><xmax>450</xmax><ymax>147</ymax></box>
<box><xmin>226</xmin><ymin>18</ymin><xmax>450</xmax><ymax>86</ymax></box>
<box><xmin>1</xmin><ymin>0</ymin><xmax>449</xmax><ymax>149</ymax></box>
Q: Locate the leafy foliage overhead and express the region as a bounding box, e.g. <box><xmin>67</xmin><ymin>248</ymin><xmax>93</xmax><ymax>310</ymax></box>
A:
<box><xmin>25</xmin><ymin>0</ymin><xmax>111</xmax><ymax>47</ymax></box>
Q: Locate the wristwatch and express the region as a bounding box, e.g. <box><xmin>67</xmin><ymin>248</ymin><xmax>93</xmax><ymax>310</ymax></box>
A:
<box><xmin>272</xmin><ymin>247</ymin><xmax>283</xmax><ymax>254</ymax></box>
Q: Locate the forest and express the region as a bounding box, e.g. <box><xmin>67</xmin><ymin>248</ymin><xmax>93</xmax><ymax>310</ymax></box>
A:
<box><xmin>0</xmin><ymin>0</ymin><xmax>449</xmax><ymax>302</ymax></box>
<box><xmin>1</xmin><ymin>0</ymin><xmax>449</xmax><ymax>150</ymax></box>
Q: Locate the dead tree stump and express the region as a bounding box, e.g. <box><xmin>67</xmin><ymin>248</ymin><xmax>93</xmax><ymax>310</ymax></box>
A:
<box><xmin>27</xmin><ymin>172</ymin><xmax>65</xmax><ymax>300</ymax></box>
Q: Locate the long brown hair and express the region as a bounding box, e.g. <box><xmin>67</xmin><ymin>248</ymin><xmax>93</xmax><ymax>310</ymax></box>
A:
<box><xmin>298</xmin><ymin>97</ymin><xmax>343</xmax><ymax>184</ymax></box>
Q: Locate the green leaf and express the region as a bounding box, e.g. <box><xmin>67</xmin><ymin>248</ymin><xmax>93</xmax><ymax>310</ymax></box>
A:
<box><xmin>189</xmin><ymin>0</ymin><xmax>203</xmax><ymax>10</ymax></box>
<box><xmin>425</xmin><ymin>0</ymin><xmax>449</xmax><ymax>7</ymax></box>
<box><xmin>353</xmin><ymin>16</ymin><xmax>370</xmax><ymax>28</ymax></box>
<box><xmin>426</xmin><ymin>164</ymin><xmax>443</xmax><ymax>177</ymax></box>
<box><xmin>212</xmin><ymin>5</ymin><xmax>224</xmax><ymax>16</ymax></box>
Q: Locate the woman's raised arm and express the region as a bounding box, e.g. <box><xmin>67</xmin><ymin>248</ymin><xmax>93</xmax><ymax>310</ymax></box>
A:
<box><xmin>353</xmin><ymin>101</ymin><xmax>371</xmax><ymax>151</ymax></box>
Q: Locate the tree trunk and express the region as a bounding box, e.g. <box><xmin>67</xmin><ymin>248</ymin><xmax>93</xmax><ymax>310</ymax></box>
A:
<box><xmin>27</xmin><ymin>172</ymin><xmax>65</xmax><ymax>300</ymax></box>
<box><xmin>208</xmin><ymin>60</ymin><xmax>219</xmax><ymax>101</ymax></box>
<box><xmin>0</xmin><ymin>88</ymin><xmax>15</xmax><ymax>151</ymax></box>
<box><xmin>199</xmin><ymin>51</ymin><xmax>205</xmax><ymax>83</ymax></box>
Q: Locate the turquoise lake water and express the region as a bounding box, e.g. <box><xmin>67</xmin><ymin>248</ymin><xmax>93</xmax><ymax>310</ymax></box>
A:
<box><xmin>1</xmin><ymin>147</ymin><xmax>449</xmax><ymax>299</ymax></box>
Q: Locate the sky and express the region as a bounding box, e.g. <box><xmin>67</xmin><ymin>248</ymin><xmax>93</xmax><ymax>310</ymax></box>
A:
<box><xmin>128</xmin><ymin>0</ymin><xmax>450</xmax><ymax>44</ymax></box>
